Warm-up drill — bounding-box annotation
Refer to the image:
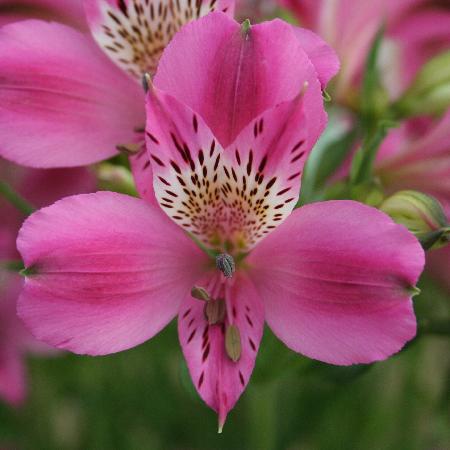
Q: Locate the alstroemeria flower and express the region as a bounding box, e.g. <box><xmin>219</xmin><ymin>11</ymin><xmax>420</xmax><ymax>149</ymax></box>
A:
<box><xmin>0</xmin><ymin>158</ymin><xmax>95</xmax><ymax>405</ymax></box>
<box><xmin>16</xmin><ymin>14</ymin><xmax>424</xmax><ymax>427</ymax></box>
<box><xmin>0</xmin><ymin>0</ymin><xmax>234</xmax><ymax>168</ymax></box>
<box><xmin>375</xmin><ymin>111</ymin><xmax>450</xmax><ymax>292</ymax></box>
<box><xmin>279</xmin><ymin>0</ymin><xmax>450</xmax><ymax>101</ymax></box>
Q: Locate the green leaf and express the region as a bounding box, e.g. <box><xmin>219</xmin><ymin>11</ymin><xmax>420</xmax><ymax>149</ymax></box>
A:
<box><xmin>298</xmin><ymin>110</ymin><xmax>357</xmax><ymax>205</ymax></box>
<box><xmin>349</xmin><ymin>119</ymin><xmax>397</xmax><ymax>186</ymax></box>
<box><xmin>361</xmin><ymin>24</ymin><xmax>387</xmax><ymax>121</ymax></box>
<box><xmin>0</xmin><ymin>181</ymin><xmax>35</xmax><ymax>215</ymax></box>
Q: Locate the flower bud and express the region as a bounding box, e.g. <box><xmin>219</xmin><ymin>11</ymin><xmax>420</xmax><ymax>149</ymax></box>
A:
<box><xmin>380</xmin><ymin>190</ymin><xmax>449</xmax><ymax>249</ymax></box>
<box><xmin>225</xmin><ymin>324</ymin><xmax>241</xmax><ymax>362</ymax></box>
<box><xmin>96</xmin><ymin>163</ymin><xmax>137</xmax><ymax>196</ymax></box>
<box><xmin>395</xmin><ymin>50</ymin><xmax>450</xmax><ymax>118</ymax></box>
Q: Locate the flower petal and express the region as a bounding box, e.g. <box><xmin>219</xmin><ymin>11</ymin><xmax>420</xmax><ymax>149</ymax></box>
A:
<box><xmin>248</xmin><ymin>200</ymin><xmax>424</xmax><ymax>365</ymax></box>
<box><xmin>17</xmin><ymin>192</ymin><xmax>207</xmax><ymax>355</ymax></box>
<box><xmin>0</xmin><ymin>20</ymin><xmax>144</xmax><ymax>168</ymax></box>
<box><xmin>291</xmin><ymin>26</ymin><xmax>340</xmax><ymax>88</ymax></box>
<box><xmin>129</xmin><ymin>147</ymin><xmax>159</xmax><ymax>205</ymax></box>
<box><xmin>145</xmin><ymin>86</ymin><xmax>321</xmax><ymax>251</ymax></box>
<box><xmin>154</xmin><ymin>12</ymin><xmax>323</xmax><ymax>147</ymax></box>
<box><xmin>178</xmin><ymin>272</ymin><xmax>264</xmax><ymax>428</ymax></box>
<box><xmin>84</xmin><ymin>0</ymin><xmax>234</xmax><ymax>80</ymax></box>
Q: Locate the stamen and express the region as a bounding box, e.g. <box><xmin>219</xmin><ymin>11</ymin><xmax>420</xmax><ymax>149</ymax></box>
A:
<box><xmin>204</xmin><ymin>298</ymin><xmax>226</xmax><ymax>325</ymax></box>
<box><xmin>225</xmin><ymin>324</ymin><xmax>241</xmax><ymax>362</ymax></box>
<box><xmin>116</xmin><ymin>143</ymin><xmax>142</xmax><ymax>155</ymax></box>
<box><xmin>191</xmin><ymin>286</ymin><xmax>210</xmax><ymax>302</ymax></box>
<box><xmin>216</xmin><ymin>254</ymin><xmax>235</xmax><ymax>278</ymax></box>
<box><xmin>142</xmin><ymin>72</ymin><xmax>152</xmax><ymax>93</ymax></box>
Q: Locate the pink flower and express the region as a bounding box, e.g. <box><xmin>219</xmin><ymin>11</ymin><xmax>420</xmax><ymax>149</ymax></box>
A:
<box><xmin>279</xmin><ymin>0</ymin><xmax>450</xmax><ymax>101</ymax></box>
<box><xmin>0</xmin><ymin>0</ymin><xmax>234</xmax><ymax>168</ymax></box>
<box><xmin>376</xmin><ymin>112</ymin><xmax>450</xmax><ymax>209</ymax></box>
<box><xmin>0</xmin><ymin>158</ymin><xmax>96</xmax><ymax>406</ymax></box>
<box><xmin>375</xmin><ymin>112</ymin><xmax>450</xmax><ymax>290</ymax></box>
<box><xmin>16</xmin><ymin>13</ymin><xmax>424</xmax><ymax>427</ymax></box>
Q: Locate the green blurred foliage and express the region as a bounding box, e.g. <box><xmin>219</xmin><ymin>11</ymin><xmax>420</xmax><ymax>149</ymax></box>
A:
<box><xmin>0</xmin><ymin>274</ymin><xmax>448</xmax><ymax>450</ymax></box>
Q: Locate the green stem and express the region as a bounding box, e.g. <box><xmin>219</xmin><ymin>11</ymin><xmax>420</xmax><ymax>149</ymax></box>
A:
<box><xmin>247</xmin><ymin>380</ymin><xmax>279</xmax><ymax>450</ymax></box>
<box><xmin>0</xmin><ymin>181</ymin><xmax>35</xmax><ymax>215</ymax></box>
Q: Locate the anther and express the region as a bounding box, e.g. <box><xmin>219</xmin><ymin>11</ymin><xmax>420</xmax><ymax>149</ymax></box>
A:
<box><xmin>116</xmin><ymin>143</ymin><xmax>142</xmax><ymax>155</ymax></box>
<box><xmin>142</xmin><ymin>72</ymin><xmax>152</xmax><ymax>93</ymax></box>
<box><xmin>216</xmin><ymin>253</ymin><xmax>235</xmax><ymax>278</ymax></box>
<box><xmin>225</xmin><ymin>324</ymin><xmax>241</xmax><ymax>362</ymax></box>
<box><xmin>204</xmin><ymin>298</ymin><xmax>226</xmax><ymax>325</ymax></box>
<box><xmin>191</xmin><ymin>286</ymin><xmax>210</xmax><ymax>302</ymax></box>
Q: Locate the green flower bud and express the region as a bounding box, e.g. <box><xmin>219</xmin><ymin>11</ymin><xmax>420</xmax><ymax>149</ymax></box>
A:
<box><xmin>380</xmin><ymin>190</ymin><xmax>450</xmax><ymax>249</ymax></box>
<box><xmin>97</xmin><ymin>163</ymin><xmax>137</xmax><ymax>196</ymax></box>
<box><xmin>395</xmin><ymin>50</ymin><xmax>450</xmax><ymax>118</ymax></box>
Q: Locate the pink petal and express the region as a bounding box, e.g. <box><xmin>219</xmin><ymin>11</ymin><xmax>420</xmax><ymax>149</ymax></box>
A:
<box><xmin>145</xmin><ymin>86</ymin><xmax>322</xmax><ymax>251</ymax></box>
<box><xmin>0</xmin><ymin>20</ymin><xmax>144</xmax><ymax>168</ymax></box>
<box><xmin>221</xmin><ymin>93</ymin><xmax>317</xmax><ymax>247</ymax></box>
<box><xmin>84</xmin><ymin>0</ymin><xmax>234</xmax><ymax>80</ymax></box>
<box><xmin>292</xmin><ymin>26</ymin><xmax>340</xmax><ymax>88</ymax></box>
<box><xmin>391</xmin><ymin>9</ymin><xmax>450</xmax><ymax>87</ymax></box>
<box><xmin>0</xmin><ymin>159</ymin><xmax>96</xmax><ymax>259</ymax></box>
<box><xmin>17</xmin><ymin>192</ymin><xmax>207</xmax><ymax>355</ymax></box>
<box><xmin>377</xmin><ymin>112</ymin><xmax>450</xmax><ymax>200</ymax></box>
<box><xmin>154</xmin><ymin>12</ymin><xmax>324</xmax><ymax>148</ymax></box>
<box><xmin>178</xmin><ymin>272</ymin><xmax>264</xmax><ymax>428</ymax></box>
<box><xmin>129</xmin><ymin>147</ymin><xmax>159</xmax><ymax>206</ymax></box>
<box><xmin>248</xmin><ymin>200</ymin><xmax>424</xmax><ymax>365</ymax></box>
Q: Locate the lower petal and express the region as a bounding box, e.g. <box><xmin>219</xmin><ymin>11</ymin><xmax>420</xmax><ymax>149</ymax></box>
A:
<box><xmin>178</xmin><ymin>272</ymin><xmax>264</xmax><ymax>429</ymax></box>
<box><xmin>17</xmin><ymin>191</ymin><xmax>208</xmax><ymax>355</ymax></box>
<box><xmin>248</xmin><ymin>200</ymin><xmax>425</xmax><ymax>365</ymax></box>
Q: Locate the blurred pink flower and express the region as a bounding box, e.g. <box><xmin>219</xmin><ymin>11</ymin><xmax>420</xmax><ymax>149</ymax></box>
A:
<box><xmin>279</xmin><ymin>0</ymin><xmax>450</xmax><ymax>101</ymax></box>
<box><xmin>0</xmin><ymin>159</ymin><xmax>95</xmax><ymax>406</ymax></box>
<box><xmin>375</xmin><ymin>112</ymin><xmax>450</xmax><ymax>290</ymax></box>
<box><xmin>0</xmin><ymin>0</ymin><xmax>234</xmax><ymax>168</ymax></box>
<box><xmin>16</xmin><ymin>14</ymin><xmax>423</xmax><ymax>427</ymax></box>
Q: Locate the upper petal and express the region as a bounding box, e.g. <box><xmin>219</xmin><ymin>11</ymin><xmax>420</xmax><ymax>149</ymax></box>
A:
<box><xmin>17</xmin><ymin>191</ymin><xmax>208</xmax><ymax>355</ymax></box>
<box><xmin>292</xmin><ymin>26</ymin><xmax>340</xmax><ymax>88</ymax></box>
<box><xmin>84</xmin><ymin>0</ymin><xmax>234</xmax><ymax>80</ymax></box>
<box><xmin>145</xmin><ymin>85</ymin><xmax>322</xmax><ymax>252</ymax></box>
<box><xmin>0</xmin><ymin>20</ymin><xmax>144</xmax><ymax>168</ymax></box>
<box><xmin>154</xmin><ymin>12</ymin><xmax>324</xmax><ymax>147</ymax></box>
<box><xmin>178</xmin><ymin>272</ymin><xmax>264</xmax><ymax>429</ymax></box>
<box><xmin>248</xmin><ymin>200</ymin><xmax>425</xmax><ymax>365</ymax></box>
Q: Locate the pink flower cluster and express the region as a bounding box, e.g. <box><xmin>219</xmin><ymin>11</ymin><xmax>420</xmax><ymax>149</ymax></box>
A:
<box><xmin>0</xmin><ymin>0</ymin><xmax>447</xmax><ymax>428</ymax></box>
